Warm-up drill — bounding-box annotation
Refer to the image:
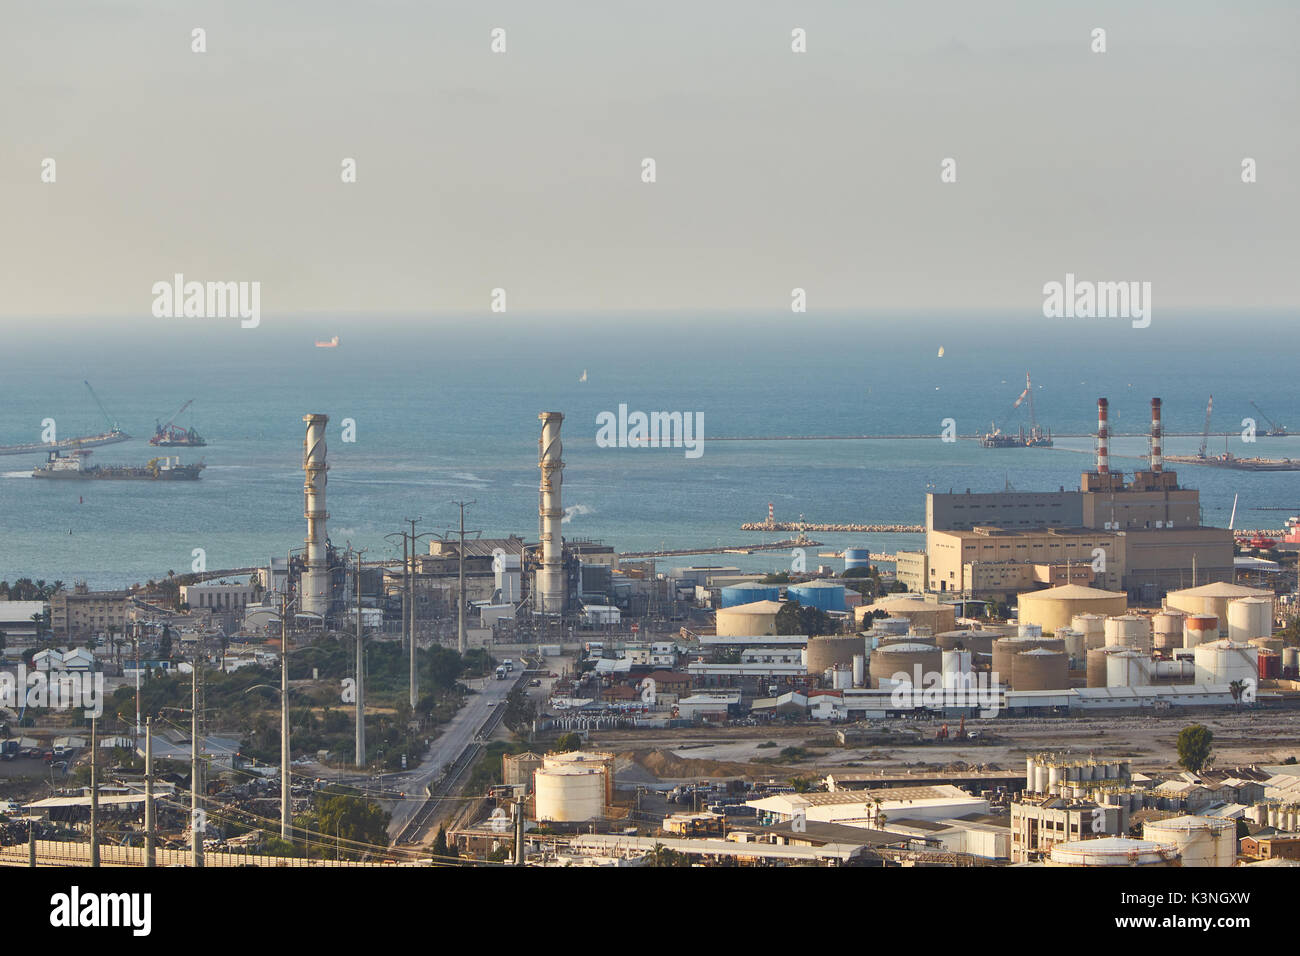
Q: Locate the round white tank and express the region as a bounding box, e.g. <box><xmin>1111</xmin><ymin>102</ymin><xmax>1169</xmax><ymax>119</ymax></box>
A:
<box><xmin>1048</xmin><ymin>765</ymin><xmax>1061</xmax><ymax>790</ymax></box>
<box><xmin>1105</xmin><ymin>615</ymin><xmax>1152</xmax><ymax>652</ymax></box>
<box><xmin>1182</xmin><ymin>615</ymin><xmax>1219</xmax><ymax>649</ymax></box>
<box><xmin>1152</xmin><ymin>609</ymin><xmax>1187</xmax><ymax>650</ymax></box>
<box><xmin>1143</xmin><ymin>816</ymin><xmax>1236</xmax><ymax>868</ymax></box>
<box><xmin>1049</xmin><ymin>837</ymin><xmax>1180</xmax><ymax>867</ymax></box>
<box><xmin>1227</xmin><ymin>597</ymin><xmax>1273</xmax><ymax>643</ymax></box>
<box><xmin>941</xmin><ymin>649</ymin><xmax>972</xmax><ymax>678</ymax></box>
<box><xmin>1055</xmin><ymin>627</ymin><xmax>1086</xmax><ymax>660</ymax></box>
<box><xmin>852</xmin><ymin>654</ymin><xmax>866</xmax><ymax>688</ymax></box>
<box><xmin>1072</xmin><ymin>614</ymin><xmax>1107</xmax><ymax>650</ymax></box>
<box><xmin>832</xmin><ymin>666</ymin><xmax>852</xmax><ymax>690</ymax></box>
<box><xmin>1107</xmin><ymin>650</ymin><xmax>1151</xmax><ymax>688</ymax></box>
<box><xmin>1034</xmin><ymin>764</ymin><xmax>1048</xmax><ymax>794</ymax></box>
<box><xmin>534</xmin><ymin>766</ymin><xmax>605</xmax><ymax>822</ymax></box>
<box><xmin>1193</xmin><ymin>639</ymin><xmax>1259</xmax><ymax>687</ymax></box>
<box><xmin>1026</xmin><ymin>757</ymin><xmax>1036</xmax><ymax>788</ymax></box>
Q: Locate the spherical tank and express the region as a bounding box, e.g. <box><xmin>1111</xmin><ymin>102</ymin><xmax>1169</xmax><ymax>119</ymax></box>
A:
<box><xmin>1165</xmin><ymin>583</ymin><xmax>1272</xmax><ymax>638</ymax></box>
<box><xmin>1142</xmin><ymin>816</ymin><xmax>1236</xmax><ymax>868</ymax></box>
<box><xmin>1071</xmin><ymin>614</ymin><xmax>1107</xmax><ymax>651</ymax></box>
<box><xmin>805</xmin><ymin>635</ymin><xmax>867</xmax><ymax>673</ymax></box>
<box><xmin>1011</xmin><ymin>649</ymin><xmax>1069</xmax><ymax>691</ymax></box>
<box><xmin>1193</xmin><ymin>639</ymin><xmax>1259</xmax><ymax>686</ymax></box>
<box><xmin>534</xmin><ymin>766</ymin><xmax>606</xmax><ymax>822</ymax></box>
<box><xmin>1106</xmin><ymin>650</ymin><xmax>1151</xmax><ymax>688</ymax></box>
<box><xmin>1048</xmin><ymin>837</ymin><xmax>1180</xmax><ymax>867</ymax></box>
<box><xmin>720</xmin><ymin>583</ymin><xmax>781</xmax><ymax>608</ymax></box>
<box><xmin>869</xmin><ymin>643</ymin><xmax>941</xmax><ymax>689</ymax></box>
<box><xmin>1018</xmin><ymin>584</ymin><xmax>1127</xmax><ymax>634</ymax></box>
<box><xmin>992</xmin><ymin>636</ymin><xmax>1064</xmax><ymax>682</ymax></box>
<box><xmin>787</xmin><ymin>580</ymin><xmax>847</xmax><ymax>613</ymax></box>
<box><xmin>1104</xmin><ymin>615</ymin><xmax>1152</xmax><ymax>653</ymax></box>
<box><xmin>1227</xmin><ymin>597</ymin><xmax>1273</xmax><ymax>643</ymax></box>
<box><xmin>1152</xmin><ymin>609</ymin><xmax>1187</xmax><ymax>651</ymax></box>
<box><xmin>1183</xmin><ymin>615</ymin><xmax>1219</xmax><ymax>649</ymax></box>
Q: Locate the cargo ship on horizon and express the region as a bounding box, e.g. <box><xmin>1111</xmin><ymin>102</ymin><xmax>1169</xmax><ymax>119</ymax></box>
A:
<box><xmin>32</xmin><ymin>450</ymin><xmax>205</xmax><ymax>480</ymax></box>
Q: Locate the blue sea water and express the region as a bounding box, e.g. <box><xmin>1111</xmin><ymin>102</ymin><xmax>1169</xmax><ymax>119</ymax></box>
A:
<box><xmin>1</xmin><ymin>311</ymin><xmax>1296</xmax><ymax>589</ymax></box>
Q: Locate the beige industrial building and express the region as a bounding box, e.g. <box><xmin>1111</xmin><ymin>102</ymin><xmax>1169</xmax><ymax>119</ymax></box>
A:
<box><xmin>50</xmin><ymin>583</ymin><xmax>132</xmax><ymax>639</ymax></box>
<box><xmin>1010</xmin><ymin>799</ymin><xmax>1128</xmax><ymax>863</ymax></box>
<box><xmin>893</xmin><ymin>551</ymin><xmax>928</xmax><ymax>594</ymax></box>
<box><xmin>179</xmin><ymin>581</ymin><xmax>260</xmax><ymax>611</ymax></box>
<box><xmin>927</xmin><ymin>526</ymin><xmax>1125</xmax><ymax>596</ymax></box>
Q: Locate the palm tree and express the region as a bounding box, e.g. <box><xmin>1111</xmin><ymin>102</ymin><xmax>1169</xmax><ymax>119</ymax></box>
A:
<box><xmin>1229</xmin><ymin>680</ymin><xmax>1247</xmax><ymax>709</ymax></box>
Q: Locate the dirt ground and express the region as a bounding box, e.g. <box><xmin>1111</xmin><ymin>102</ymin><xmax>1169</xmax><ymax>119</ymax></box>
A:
<box><xmin>591</xmin><ymin>710</ymin><xmax>1300</xmax><ymax>781</ymax></box>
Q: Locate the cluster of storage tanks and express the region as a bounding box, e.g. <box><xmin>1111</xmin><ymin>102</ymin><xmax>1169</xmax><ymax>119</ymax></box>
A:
<box><xmin>532</xmin><ymin>750</ymin><xmax>616</xmax><ymax>823</ymax></box>
<box><xmin>1025</xmin><ymin>754</ymin><xmax>1133</xmax><ymax>794</ymax></box>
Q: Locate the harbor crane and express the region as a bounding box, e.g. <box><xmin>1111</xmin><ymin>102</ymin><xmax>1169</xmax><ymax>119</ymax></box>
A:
<box><xmin>83</xmin><ymin>380</ymin><xmax>122</xmax><ymax>433</ymax></box>
<box><xmin>151</xmin><ymin>399</ymin><xmax>206</xmax><ymax>447</ymax></box>
<box><xmin>1250</xmin><ymin>401</ymin><xmax>1288</xmax><ymax>437</ymax></box>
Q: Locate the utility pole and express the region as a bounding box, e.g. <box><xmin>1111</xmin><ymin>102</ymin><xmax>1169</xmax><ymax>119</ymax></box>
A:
<box><xmin>191</xmin><ymin>657</ymin><xmax>204</xmax><ymax>867</ymax></box>
<box><xmin>280</xmin><ymin>589</ymin><xmax>291</xmax><ymax>841</ymax></box>
<box><xmin>406</xmin><ymin>516</ymin><xmax>421</xmax><ymax>709</ymax></box>
<box><xmin>354</xmin><ymin>548</ymin><xmax>367</xmax><ymax>769</ymax></box>
<box><xmin>513</xmin><ymin>799</ymin><xmax>524</xmax><ymax>865</ymax></box>
<box><xmin>145</xmin><ymin>717</ymin><xmax>155</xmax><ymax>867</ymax></box>
<box><xmin>90</xmin><ymin>716</ymin><xmax>99</xmax><ymax>867</ymax></box>
<box><xmin>454</xmin><ymin>501</ymin><xmax>479</xmax><ymax>655</ymax></box>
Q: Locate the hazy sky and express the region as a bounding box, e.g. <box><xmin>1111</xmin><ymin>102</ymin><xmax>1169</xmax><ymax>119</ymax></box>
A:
<box><xmin>3</xmin><ymin>0</ymin><xmax>1297</xmax><ymax>320</ymax></box>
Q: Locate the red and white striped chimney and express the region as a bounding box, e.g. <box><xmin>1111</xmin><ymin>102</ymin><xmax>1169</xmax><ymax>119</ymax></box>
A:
<box><xmin>768</xmin><ymin>501</ymin><xmax>774</xmax><ymax>525</ymax></box>
<box><xmin>1096</xmin><ymin>398</ymin><xmax>1109</xmax><ymax>474</ymax></box>
<box><xmin>1150</xmin><ymin>397</ymin><xmax>1163</xmax><ymax>473</ymax></box>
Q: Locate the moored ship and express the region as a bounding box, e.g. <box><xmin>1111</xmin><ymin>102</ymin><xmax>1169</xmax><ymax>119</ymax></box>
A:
<box><xmin>32</xmin><ymin>450</ymin><xmax>205</xmax><ymax>480</ymax></box>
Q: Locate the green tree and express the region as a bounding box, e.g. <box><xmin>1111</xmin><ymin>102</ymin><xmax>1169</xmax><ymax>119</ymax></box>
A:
<box><xmin>432</xmin><ymin>824</ymin><xmax>458</xmax><ymax>861</ymax></box>
<box><xmin>502</xmin><ymin>687</ymin><xmax>535</xmax><ymax>733</ymax></box>
<box><xmin>1228</xmin><ymin>680</ymin><xmax>1248</xmax><ymax>709</ymax></box>
<box><xmin>646</xmin><ymin>843</ymin><xmax>691</xmax><ymax>867</ymax></box>
<box><xmin>297</xmin><ymin>788</ymin><xmax>391</xmax><ymax>860</ymax></box>
<box><xmin>553</xmin><ymin>732</ymin><xmax>583</xmax><ymax>752</ymax></box>
<box><xmin>1177</xmin><ymin>724</ymin><xmax>1214</xmax><ymax>775</ymax></box>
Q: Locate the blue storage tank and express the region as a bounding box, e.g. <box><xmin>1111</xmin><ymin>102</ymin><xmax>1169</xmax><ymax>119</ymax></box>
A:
<box><xmin>786</xmin><ymin>580</ymin><xmax>847</xmax><ymax>612</ymax></box>
<box><xmin>720</xmin><ymin>583</ymin><xmax>781</xmax><ymax>608</ymax></box>
<box><xmin>844</xmin><ymin>548</ymin><xmax>871</xmax><ymax>571</ymax></box>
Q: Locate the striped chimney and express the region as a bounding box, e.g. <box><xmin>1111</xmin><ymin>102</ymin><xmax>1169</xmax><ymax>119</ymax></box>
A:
<box><xmin>1150</xmin><ymin>397</ymin><xmax>1163</xmax><ymax>473</ymax></box>
<box><xmin>1096</xmin><ymin>398</ymin><xmax>1109</xmax><ymax>474</ymax></box>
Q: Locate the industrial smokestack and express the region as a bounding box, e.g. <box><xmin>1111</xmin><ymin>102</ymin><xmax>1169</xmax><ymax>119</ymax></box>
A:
<box><xmin>301</xmin><ymin>413</ymin><xmax>330</xmax><ymax>617</ymax></box>
<box><xmin>536</xmin><ymin>412</ymin><xmax>566</xmax><ymax>614</ymax></box>
<box><xmin>1096</xmin><ymin>398</ymin><xmax>1109</xmax><ymax>474</ymax></box>
<box><xmin>1150</xmin><ymin>397</ymin><xmax>1163</xmax><ymax>473</ymax></box>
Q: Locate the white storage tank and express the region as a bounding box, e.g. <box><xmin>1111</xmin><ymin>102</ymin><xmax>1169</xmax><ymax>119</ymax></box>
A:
<box><xmin>1152</xmin><ymin>609</ymin><xmax>1187</xmax><ymax>651</ymax></box>
<box><xmin>1182</xmin><ymin>615</ymin><xmax>1218</xmax><ymax>649</ymax></box>
<box><xmin>1107</xmin><ymin>650</ymin><xmax>1151</xmax><ymax>688</ymax></box>
<box><xmin>1055</xmin><ymin>627</ymin><xmax>1085</xmax><ymax>661</ymax></box>
<box><xmin>1049</xmin><ymin>837</ymin><xmax>1180</xmax><ymax>867</ymax></box>
<box><xmin>852</xmin><ymin>654</ymin><xmax>866</xmax><ymax>688</ymax></box>
<box><xmin>831</xmin><ymin>666</ymin><xmax>852</xmax><ymax>690</ymax></box>
<box><xmin>1284</xmin><ymin>647</ymin><xmax>1300</xmax><ymax>673</ymax></box>
<box><xmin>1193</xmin><ymin>639</ymin><xmax>1259</xmax><ymax>687</ymax></box>
<box><xmin>1104</xmin><ymin>615</ymin><xmax>1152</xmax><ymax>653</ymax></box>
<box><xmin>1227</xmin><ymin>597</ymin><xmax>1273</xmax><ymax>643</ymax></box>
<box><xmin>1071</xmin><ymin>613</ymin><xmax>1108</xmax><ymax>651</ymax></box>
<box><xmin>941</xmin><ymin>648</ymin><xmax>973</xmax><ymax>680</ymax></box>
<box><xmin>534</xmin><ymin>766</ymin><xmax>606</xmax><ymax>822</ymax></box>
<box><xmin>1142</xmin><ymin>816</ymin><xmax>1237</xmax><ymax>868</ymax></box>
<box><xmin>1166</xmin><ymin>582</ymin><xmax>1273</xmax><ymax>637</ymax></box>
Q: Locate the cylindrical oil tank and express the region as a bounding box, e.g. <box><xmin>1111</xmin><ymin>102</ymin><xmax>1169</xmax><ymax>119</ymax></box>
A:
<box><xmin>1018</xmin><ymin>584</ymin><xmax>1127</xmax><ymax>634</ymax></box>
<box><xmin>1071</xmin><ymin>613</ymin><xmax>1108</xmax><ymax>651</ymax></box>
<box><xmin>843</xmin><ymin>548</ymin><xmax>871</xmax><ymax>571</ymax></box>
<box><xmin>992</xmin><ymin>636</ymin><xmax>1064</xmax><ymax>681</ymax></box>
<box><xmin>869</xmin><ymin>642</ymin><xmax>941</xmax><ymax>689</ymax></box>
<box><xmin>1106</xmin><ymin>650</ymin><xmax>1151</xmax><ymax>688</ymax></box>
<box><xmin>941</xmin><ymin>649</ymin><xmax>973</xmax><ymax>681</ymax></box>
<box><xmin>1012</xmin><ymin>649</ymin><xmax>1069</xmax><ymax>690</ymax></box>
<box><xmin>872</xmin><ymin>617</ymin><xmax>911</xmax><ymax>636</ymax></box>
<box><xmin>544</xmin><ymin>750</ymin><xmax>616</xmax><ymax>805</ymax></box>
<box><xmin>715</xmin><ymin>599</ymin><xmax>784</xmax><ymax>636</ymax></box>
<box><xmin>1034</xmin><ymin>763</ymin><xmax>1048</xmax><ymax>794</ymax></box>
<box><xmin>1055</xmin><ymin>627</ymin><xmax>1086</xmax><ymax>661</ymax></box>
<box><xmin>787</xmin><ymin>580</ymin><xmax>847</xmax><ymax>613</ymax></box>
<box><xmin>534</xmin><ymin>766</ymin><xmax>605</xmax><ymax>822</ymax></box>
<box><xmin>719</xmin><ymin>582</ymin><xmax>781</xmax><ymax>608</ymax></box>
<box><xmin>935</xmin><ymin>630</ymin><xmax>995</xmax><ymax>658</ymax></box>
<box><xmin>1105</xmin><ymin>615</ymin><xmax>1152</xmax><ymax>653</ymax></box>
<box><xmin>852</xmin><ymin>654</ymin><xmax>866</xmax><ymax>688</ymax></box>
<box><xmin>1166</xmin><ymin>582</ymin><xmax>1272</xmax><ymax>638</ymax></box>
<box><xmin>1018</xmin><ymin>622</ymin><xmax>1043</xmax><ymax>639</ymax></box>
<box><xmin>1193</xmin><ymin>639</ymin><xmax>1259</xmax><ymax>686</ymax></box>
<box><xmin>805</xmin><ymin>635</ymin><xmax>867</xmax><ymax>674</ymax></box>
<box><xmin>1284</xmin><ymin>647</ymin><xmax>1300</xmax><ymax>673</ymax></box>
<box><xmin>1251</xmin><ymin>637</ymin><xmax>1283</xmax><ymax>655</ymax></box>
<box><xmin>1088</xmin><ymin>646</ymin><xmax>1129</xmax><ymax>688</ymax></box>
<box><xmin>1048</xmin><ymin>838</ymin><xmax>1180</xmax><ymax>867</ymax></box>
<box><xmin>977</xmin><ymin>623</ymin><xmax>1020</xmax><ymax>638</ymax></box>
<box><xmin>863</xmin><ymin>598</ymin><xmax>956</xmax><ymax>635</ymax></box>
<box><xmin>1228</xmin><ymin>597</ymin><xmax>1273</xmax><ymax>642</ymax></box>
<box><xmin>1183</xmin><ymin>615</ymin><xmax>1218</xmax><ymax>649</ymax></box>
<box><xmin>831</xmin><ymin>666</ymin><xmax>853</xmax><ymax>690</ymax></box>
<box><xmin>1259</xmin><ymin>652</ymin><xmax>1281</xmax><ymax>681</ymax></box>
<box><xmin>1142</xmin><ymin>816</ymin><xmax>1236</xmax><ymax>868</ymax></box>
<box><xmin>878</xmin><ymin>632</ymin><xmax>934</xmax><ymax>647</ymax></box>
<box><xmin>1152</xmin><ymin>609</ymin><xmax>1187</xmax><ymax>651</ymax></box>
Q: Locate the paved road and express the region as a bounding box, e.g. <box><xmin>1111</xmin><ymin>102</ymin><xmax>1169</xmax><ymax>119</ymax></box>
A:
<box><xmin>384</xmin><ymin>674</ymin><xmax>516</xmax><ymax>842</ymax></box>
